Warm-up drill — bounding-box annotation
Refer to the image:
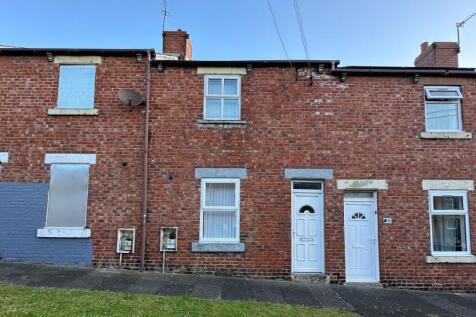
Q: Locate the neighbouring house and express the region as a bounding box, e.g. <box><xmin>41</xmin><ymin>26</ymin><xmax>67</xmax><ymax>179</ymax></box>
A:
<box><xmin>1</xmin><ymin>31</ymin><xmax>476</xmax><ymax>291</ymax></box>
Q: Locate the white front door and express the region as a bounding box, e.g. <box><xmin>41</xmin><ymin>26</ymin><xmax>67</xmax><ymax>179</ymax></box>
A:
<box><xmin>292</xmin><ymin>185</ymin><xmax>324</xmax><ymax>273</ymax></box>
<box><xmin>344</xmin><ymin>192</ymin><xmax>379</xmax><ymax>282</ymax></box>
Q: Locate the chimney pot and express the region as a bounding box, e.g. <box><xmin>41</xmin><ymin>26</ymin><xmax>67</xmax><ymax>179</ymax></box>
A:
<box><xmin>420</xmin><ymin>42</ymin><xmax>429</xmax><ymax>53</ymax></box>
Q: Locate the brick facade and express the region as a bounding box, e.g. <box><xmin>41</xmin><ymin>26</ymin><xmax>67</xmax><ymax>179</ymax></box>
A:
<box><xmin>1</xmin><ymin>44</ymin><xmax>476</xmax><ymax>291</ymax></box>
<box><xmin>0</xmin><ymin>55</ymin><xmax>146</xmax><ymax>268</ymax></box>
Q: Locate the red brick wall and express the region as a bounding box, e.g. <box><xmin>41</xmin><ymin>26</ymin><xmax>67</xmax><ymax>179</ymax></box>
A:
<box><xmin>1</xmin><ymin>56</ymin><xmax>476</xmax><ymax>291</ymax></box>
<box><xmin>0</xmin><ymin>55</ymin><xmax>147</xmax><ymax>268</ymax></box>
<box><xmin>146</xmin><ymin>66</ymin><xmax>476</xmax><ymax>291</ymax></box>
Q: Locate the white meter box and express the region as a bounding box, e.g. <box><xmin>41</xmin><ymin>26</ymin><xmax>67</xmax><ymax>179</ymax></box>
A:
<box><xmin>160</xmin><ymin>227</ymin><xmax>178</xmax><ymax>252</ymax></box>
<box><xmin>117</xmin><ymin>228</ymin><xmax>136</xmax><ymax>253</ymax></box>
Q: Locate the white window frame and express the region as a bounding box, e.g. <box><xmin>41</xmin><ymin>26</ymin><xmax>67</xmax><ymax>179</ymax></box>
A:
<box><xmin>428</xmin><ymin>190</ymin><xmax>471</xmax><ymax>256</ymax></box>
<box><xmin>425</xmin><ymin>86</ymin><xmax>463</xmax><ymax>100</ymax></box>
<box><xmin>203</xmin><ymin>75</ymin><xmax>241</xmax><ymax>120</ymax></box>
<box><xmin>424</xmin><ymin>86</ymin><xmax>463</xmax><ymax>132</ymax></box>
<box><xmin>0</xmin><ymin>152</ymin><xmax>8</xmax><ymax>163</ymax></box>
<box><xmin>200</xmin><ymin>178</ymin><xmax>240</xmax><ymax>243</ymax></box>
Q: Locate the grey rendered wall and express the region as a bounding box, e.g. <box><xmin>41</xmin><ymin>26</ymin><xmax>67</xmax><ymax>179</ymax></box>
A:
<box><xmin>0</xmin><ymin>182</ymin><xmax>92</xmax><ymax>266</ymax></box>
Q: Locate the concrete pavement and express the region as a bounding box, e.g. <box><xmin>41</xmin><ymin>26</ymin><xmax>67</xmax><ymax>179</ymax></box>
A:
<box><xmin>0</xmin><ymin>261</ymin><xmax>475</xmax><ymax>316</ymax></box>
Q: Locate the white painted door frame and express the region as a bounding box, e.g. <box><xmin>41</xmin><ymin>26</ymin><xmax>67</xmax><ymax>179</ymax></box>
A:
<box><xmin>344</xmin><ymin>192</ymin><xmax>380</xmax><ymax>283</ymax></box>
<box><xmin>291</xmin><ymin>181</ymin><xmax>325</xmax><ymax>273</ymax></box>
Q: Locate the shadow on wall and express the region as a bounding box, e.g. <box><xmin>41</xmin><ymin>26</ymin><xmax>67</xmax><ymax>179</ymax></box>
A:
<box><xmin>0</xmin><ymin>182</ymin><xmax>92</xmax><ymax>266</ymax></box>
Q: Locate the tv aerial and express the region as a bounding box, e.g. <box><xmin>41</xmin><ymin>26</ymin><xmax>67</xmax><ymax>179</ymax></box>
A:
<box><xmin>457</xmin><ymin>10</ymin><xmax>476</xmax><ymax>51</ymax></box>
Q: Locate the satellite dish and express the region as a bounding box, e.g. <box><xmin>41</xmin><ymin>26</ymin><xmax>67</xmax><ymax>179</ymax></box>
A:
<box><xmin>118</xmin><ymin>89</ymin><xmax>145</xmax><ymax>107</ymax></box>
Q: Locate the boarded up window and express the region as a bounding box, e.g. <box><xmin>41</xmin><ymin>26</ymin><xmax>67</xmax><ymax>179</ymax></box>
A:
<box><xmin>57</xmin><ymin>65</ymin><xmax>96</xmax><ymax>109</ymax></box>
<box><xmin>46</xmin><ymin>164</ymin><xmax>90</xmax><ymax>227</ymax></box>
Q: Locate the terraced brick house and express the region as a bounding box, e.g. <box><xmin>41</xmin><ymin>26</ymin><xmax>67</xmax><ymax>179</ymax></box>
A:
<box><xmin>1</xmin><ymin>31</ymin><xmax>475</xmax><ymax>291</ymax></box>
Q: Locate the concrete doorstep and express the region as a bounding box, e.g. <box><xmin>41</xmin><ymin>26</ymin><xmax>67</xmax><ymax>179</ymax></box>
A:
<box><xmin>0</xmin><ymin>261</ymin><xmax>476</xmax><ymax>317</ymax></box>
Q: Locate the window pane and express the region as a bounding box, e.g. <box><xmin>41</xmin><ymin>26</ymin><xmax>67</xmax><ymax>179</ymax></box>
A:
<box><xmin>57</xmin><ymin>65</ymin><xmax>96</xmax><ymax>109</ymax></box>
<box><xmin>224</xmin><ymin>79</ymin><xmax>238</xmax><ymax>95</ymax></box>
<box><xmin>432</xmin><ymin>215</ymin><xmax>467</xmax><ymax>252</ymax></box>
<box><xmin>344</xmin><ymin>192</ymin><xmax>373</xmax><ymax>199</ymax></box>
<box><xmin>206</xmin><ymin>183</ymin><xmax>235</xmax><ymax>206</ymax></box>
<box><xmin>46</xmin><ymin>164</ymin><xmax>89</xmax><ymax>227</ymax></box>
<box><xmin>433</xmin><ymin>196</ymin><xmax>464</xmax><ymax>210</ymax></box>
<box><xmin>426</xmin><ymin>87</ymin><xmax>462</xmax><ymax>99</ymax></box>
<box><xmin>203</xmin><ymin>210</ymin><xmax>236</xmax><ymax>239</ymax></box>
<box><xmin>207</xmin><ymin>78</ymin><xmax>222</xmax><ymax>95</ymax></box>
<box><xmin>430</xmin><ymin>90</ymin><xmax>460</xmax><ymax>98</ymax></box>
<box><xmin>293</xmin><ymin>182</ymin><xmax>322</xmax><ymax>190</ymax></box>
<box><xmin>426</xmin><ymin>103</ymin><xmax>460</xmax><ymax>131</ymax></box>
<box><xmin>205</xmin><ymin>99</ymin><xmax>221</xmax><ymax>119</ymax></box>
<box><xmin>223</xmin><ymin>99</ymin><xmax>240</xmax><ymax>119</ymax></box>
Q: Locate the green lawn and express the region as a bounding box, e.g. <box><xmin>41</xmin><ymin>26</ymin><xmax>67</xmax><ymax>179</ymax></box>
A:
<box><xmin>0</xmin><ymin>284</ymin><xmax>355</xmax><ymax>317</ymax></box>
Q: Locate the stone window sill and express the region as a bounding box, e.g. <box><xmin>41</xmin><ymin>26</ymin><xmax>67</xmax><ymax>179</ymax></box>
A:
<box><xmin>196</xmin><ymin>119</ymin><xmax>247</xmax><ymax>128</ymax></box>
<box><xmin>191</xmin><ymin>241</ymin><xmax>245</xmax><ymax>253</ymax></box>
<box><xmin>48</xmin><ymin>109</ymin><xmax>99</xmax><ymax>116</ymax></box>
<box><xmin>420</xmin><ymin>131</ymin><xmax>472</xmax><ymax>139</ymax></box>
<box><xmin>426</xmin><ymin>255</ymin><xmax>476</xmax><ymax>263</ymax></box>
<box><xmin>37</xmin><ymin>227</ymin><xmax>91</xmax><ymax>238</ymax></box>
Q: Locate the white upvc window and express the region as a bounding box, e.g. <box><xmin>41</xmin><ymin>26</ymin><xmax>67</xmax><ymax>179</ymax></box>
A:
<box><xmin>57</xmin><ymin>65</ymin><xmax>96</xmax><ymax>109</ymax></box>
<box><xmin>429</xmin><ymin>190</ymin><xmax>471</xmax><ymax>256</ymax></box>
<box><xmin>200</xmin><ymin>178</ymin><xmax>240</xmax><ymax>242</ymax></box>
<box><xmin>204</xmin><ymin>75</ymin><xmax>241</xmax><ymax>120</ymax></box>
<box><xmin>424</xmin><ymin>86</ymin><xmax>463</xmax><ymax>132</ymax></box>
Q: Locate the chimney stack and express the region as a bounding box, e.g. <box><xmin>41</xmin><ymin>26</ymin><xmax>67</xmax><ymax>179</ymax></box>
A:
<box><xmin>162</xmin><ymin>30</ymin><xmax>192</xmax><ymax>60</ymax></box>
<box><xmin>414</xmin><ymin>41</ymin><xmax>459</xmax><ymax>68</ymax></box>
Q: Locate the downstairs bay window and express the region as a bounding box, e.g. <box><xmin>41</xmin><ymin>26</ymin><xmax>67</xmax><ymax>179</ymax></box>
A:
<box><xmin>429</xmin><ymin>191</ymin><xmax>471</xmax><ymax>256</ymax></box>
<box><xmin>200</xmin><ymin>178</ymin><xmax>240</xmax><ymax>243</ymax></box>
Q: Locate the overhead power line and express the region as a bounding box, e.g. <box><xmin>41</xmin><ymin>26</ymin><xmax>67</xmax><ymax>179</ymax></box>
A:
<box><xmin>265</xmin><ymin>0</ymin><xmax>293</xmax><ymax>69</ymax></box>
<box><xmin>291</xmin><ymin>0</ymin><xmax>311</xmax><ymax>69</ymax></box>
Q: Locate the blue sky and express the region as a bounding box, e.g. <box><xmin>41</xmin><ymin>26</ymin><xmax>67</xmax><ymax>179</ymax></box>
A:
<box><xmin>1</xmin><ymin>0</ymin><xmax>475</xmax><ymax>67</ymax></box>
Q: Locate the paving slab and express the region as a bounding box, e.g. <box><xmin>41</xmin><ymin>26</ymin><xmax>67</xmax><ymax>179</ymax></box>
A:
<box><xmin>191</xmin><ymin>282</ymin><xmax>223</xmax><ymax>299</ymax></box>
<box><xmin>248</xmin><ymin>280</ymin><xmax>286</xmax><ymax>304</ymax></box>
<box><xmin>312</xmin><ymin>285</ymin><xmax>354</xmax><ymax>309</ymax></box>
<box><xmin>67</xmin><ymin>271</ymin><xmax>138</xmax><ymax>292</ymax></box>
<box><xmin>334</xmin><ymin>286</ymin><xmax>458</xmax><ymax>317</ymax></box>
<box><xmin>221</xmin><ymin>277</ymin><xmax>255</xmax><ymax>301</ymax></box>
<box><xmin>279</xmin><ymin>282</ymin><xmax>321</xmax><ymax>307</ymax></box>
<box><xmin>418</xmin><ymin>292</ymin><xmax>476</xmax><ymax>317</ymax></box>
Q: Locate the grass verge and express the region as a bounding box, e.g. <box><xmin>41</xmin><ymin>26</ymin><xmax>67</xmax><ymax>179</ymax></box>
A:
<box><xmin>0</xmin><ymin>284</ymin><xmax>356</xmax><ymax>317</ymax></box>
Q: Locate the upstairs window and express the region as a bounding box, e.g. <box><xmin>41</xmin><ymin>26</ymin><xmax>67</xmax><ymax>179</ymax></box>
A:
<box><xmin>57</xmin><ymin>65</ymin><xmax>96</xmax><ymax>109</ymax></box>
<box><xmin>204</xmin><ymin>75</ymin><xmax>241</xmax><ymax>120</ymax></box>
<box><xmin>200</xmin><ymin>178</ymin><xmax>240</xmax><ymax>242</ymax></box>
<box><xmin>424</xmin><ymin>86</ymin><xmax>463</xmax><ymax>132</ymax></box>
<box><xmin>429</xmin><ymin>191</ymin><xmax>471</xmax><ymax>256</ymax></box>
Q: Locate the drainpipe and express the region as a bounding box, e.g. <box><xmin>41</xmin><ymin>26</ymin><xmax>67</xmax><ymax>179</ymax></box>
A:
<box><xmin>140</xmin><ymin>50</ymin><xmax>151</xmax><ymax>272</ymax></box>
